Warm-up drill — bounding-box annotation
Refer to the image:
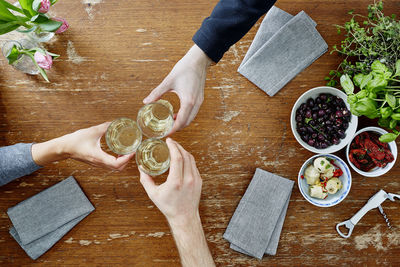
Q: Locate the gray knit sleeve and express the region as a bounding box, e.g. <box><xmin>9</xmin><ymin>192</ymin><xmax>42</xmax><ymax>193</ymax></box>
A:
<box><xmin>0</xmin><ymin>143</ymin><xmax>42</xmax><ymax>186</ymax></box>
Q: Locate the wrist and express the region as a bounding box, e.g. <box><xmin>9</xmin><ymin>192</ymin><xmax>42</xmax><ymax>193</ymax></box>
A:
<box><xmin>185</xmin><ymin>44</ymin><xmax>213</xmax><ymax>69</ymax></box>
<box><xmin>31</xmin><ymin>136</ymin><xmax>70</xmax><ymax>166</ymax></box>
<box><xmin>168</xmin><ymin>212</ymin><xmax>202</xmax><ymax>231</ymax></box>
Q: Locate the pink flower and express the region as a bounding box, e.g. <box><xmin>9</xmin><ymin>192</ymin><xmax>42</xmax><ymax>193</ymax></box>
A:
<box><xmin>34</xmin><ymin>51</ymin><xmax>53</xmax><ymax>70</ymax></box>
<box><xmin>53</xmin><ymin>18</ymin><xmax>69</xmax><ymax>34</ymax></box>
<box><xmin>37</xmin><ymin>0</ymin><xmax>50</xmax><ymax>13</ymax></box>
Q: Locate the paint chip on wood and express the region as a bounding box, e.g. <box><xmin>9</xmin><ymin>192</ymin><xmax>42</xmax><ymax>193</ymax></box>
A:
<box><xmin>65</xmin><ymin>237</ymin><xmax>75</xmax><ymax>244</ymax></box>
<box><xmin>18</xmin><ymin>182</ymin><xmax>34</xmax><ymax>187</ymax></box>
<box><xmin>217</xmin><ymin>111</ymin><xmax>240</xmax><ymax>122</ymax></box>
<box><xmin>147</xmin><ymin>232</ymin><xmax>165</xmax><ymax>238</ymax></box>
<box><xmin>79</xmin><ymin>240</ymin><xmax>92</xmax><ymax>246</ymax></box>
<box><xmin>109</xmin><ymin>233</ymin><xmax>129</xmax><ymax>239</ymax></box>
<box><xmin>67</xmin><ymin>41</ymin><xmax>86</xmax><ymax>64</ymax></box>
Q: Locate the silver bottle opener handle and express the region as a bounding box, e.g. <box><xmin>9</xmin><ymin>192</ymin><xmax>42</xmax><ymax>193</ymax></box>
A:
<box><xmin>388</xmin><ymin>193</ymin><xmax>400</xmax><ymax>201</ymax></box>
<box><xmin>336</xmin><ymin>220</ymin><xmax>354</xmax><ymax>238</ymax></box>
<box><xmin>336</xmin><ymin>193</ymin><xmax>384</xmax><ymax>238</ymax></box>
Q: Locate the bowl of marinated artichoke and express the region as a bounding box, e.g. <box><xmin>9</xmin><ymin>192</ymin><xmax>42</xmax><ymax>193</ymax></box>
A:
<box><xmin>298</xmin><ymin>154</ymin><xmax>352</xmax><ymax>207</ymax></box>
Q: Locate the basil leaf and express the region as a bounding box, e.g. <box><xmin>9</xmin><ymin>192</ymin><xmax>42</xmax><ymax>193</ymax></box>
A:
<box><xmin>395</xmin><ymin>60</ymin><xmax>400</xmax><ymax>77</ymax></box>
<box><xmin>371</xmin><ymin>60</ymin><xmax>389</xmax><ymax>74</ymax></box>
<box><xmin>386</xmin><ymin>93</ymin><xmax>396</xmax><ymax>108</ymax></box>
<box><xmin>37</xmin><ymin>19</ymin><xmax>62</xmax><ymax>32</ymax></box>
<box><xmin>366</xmin><ymin>75</ymin><xmax>388</xmax><ymax>92</ymax></box>
<box><xmin>390</xmin><ymin>119</ymin><xmax>397</xmax><ymax>129</ymax></box>
<box><xmin>379</xmin><ymin>133</ymin><xmax>398</xmax><ymax>143</ymax></box>
<box><xmin>360</xmin><ymin>73</ymin><xmax>373</xmax><ymax>89</ymax></box>
<box><xmin>353</xmin><ymin>73</ymin><xmax>364</xmax><ymax>87</ymax></box>
<box><xmin>340</xmin><ymin>74</ymin><xmax>354</xmax><ymax>95</ymax></box>
<box><xmin>353</xmin><ymin>98</ymin><xmax>377</xmax><ymax>117</ymax></box>
<box><xmin>378</xmin><ymin>118</ymin><xmax>391</xmax><ymax>128</ymax></box>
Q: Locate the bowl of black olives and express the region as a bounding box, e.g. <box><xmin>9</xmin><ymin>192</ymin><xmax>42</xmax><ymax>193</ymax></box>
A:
<box><xmin>291</xmin><ymin>86</ymin><xmax>358</xmax><ymax>153</ymax></box>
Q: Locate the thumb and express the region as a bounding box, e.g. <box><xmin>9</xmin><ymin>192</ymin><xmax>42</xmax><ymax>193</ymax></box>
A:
<box><xmin>143</xmin><ymin>80</ymin><xmax>170</xmax><ymax>104</ymax></box>
<box><xmin>139</xmin><ymin>167</ymin><xmax>156</xmax><ymax>196</ymax></box>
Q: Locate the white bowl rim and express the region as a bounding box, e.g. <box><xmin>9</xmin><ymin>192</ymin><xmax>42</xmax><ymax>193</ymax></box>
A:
<box><xmin>345</xmin><ymin>126</ymin><xmax>398</xmax><ymax>177</ymax></box>
<box><xmin>290</xmin><ymin>86</ymin><xmax>358</xmax><ymax>154</ymax></box>
<box><xmin>298</xmin><ymin>154</ymin><xmax>352</xmax><ymax>207</ymax></box>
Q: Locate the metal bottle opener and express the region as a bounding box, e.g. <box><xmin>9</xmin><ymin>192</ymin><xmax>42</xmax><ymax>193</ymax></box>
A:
<box><xmin>336</xmin><ymin>190</ymin><xmax>400</xmax><ymax>238</ymax></box>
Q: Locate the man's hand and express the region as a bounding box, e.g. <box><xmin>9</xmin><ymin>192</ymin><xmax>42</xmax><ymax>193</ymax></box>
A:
<box><xmin>139</xmin><ymin>138</ymin><xmax>202</xmax><ymax>225</ymax></box>
<box><xmin>139</xmin><ymin>138</ymin><xmax>214</xmax><ymax>267</ymax></box>
<box><xmin>143</xmin><ymin>44</ymin><xmax>212</xmax><ymax>134</ymax></box>
<box><xmin>32</xmin><ymin>122</ymin><xmax>134</xmax><ymax>170</ymax></box>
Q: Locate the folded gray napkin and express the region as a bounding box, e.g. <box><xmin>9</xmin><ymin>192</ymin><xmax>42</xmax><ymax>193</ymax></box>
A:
<box><xmin>238</xmin><ymin>6</ymin><xmax>328</xmax><ymax>96</ymax></box>
<box><xmin>7</xmin><ymin>176</ymin><xmax>95</xmax><ymax>260</ymax></box>
<box><xmin>223</xmin><ymin>168</ymin><xmax>294</xmax><ymax>259</ymax></box>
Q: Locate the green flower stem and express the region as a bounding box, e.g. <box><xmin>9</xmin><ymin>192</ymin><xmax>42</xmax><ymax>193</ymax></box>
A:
<box><xmin>19</xmin><ymin>50</ymin><xmax>49</xmax><ymax>82</ymax></box>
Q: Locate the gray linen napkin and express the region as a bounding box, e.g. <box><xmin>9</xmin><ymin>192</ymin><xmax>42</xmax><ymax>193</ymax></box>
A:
<box><xmin>7</xmin><ymin>176</ymin><xmax>95</xmax><ymax>260</ymax></box>
<box><xmin>238</xmin><ymin>7</ymin><xmax>328</xmax><ymax>96</ymax></box>
<box><xmin>223</xmin><ymin>168</ymin><xmax>294</xmax><ymax>259</ymax></box>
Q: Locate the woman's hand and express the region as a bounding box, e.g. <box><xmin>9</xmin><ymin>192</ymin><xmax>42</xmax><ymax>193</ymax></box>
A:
<box><xmin>143</xmin><ymin>44</ymin><xmax>212</xmax><ymax>134</ymax></box>
<box><xmin>32</xmin><ymin>122</ymin><xmax>134</xmax><ymax>170</ymax></box>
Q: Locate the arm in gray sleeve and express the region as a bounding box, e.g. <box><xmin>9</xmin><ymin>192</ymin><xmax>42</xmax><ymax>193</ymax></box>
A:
<box><xmin>0</xmin><ymin>143</ymin><xmax>42</xmax><ymax>186</ymax></box>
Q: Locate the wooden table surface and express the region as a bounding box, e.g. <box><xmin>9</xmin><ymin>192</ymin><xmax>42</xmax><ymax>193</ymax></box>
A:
<box><xmin>1</xmin><ymin>0</ymin><xmax>400</xmax><ymax>266</ymax></box>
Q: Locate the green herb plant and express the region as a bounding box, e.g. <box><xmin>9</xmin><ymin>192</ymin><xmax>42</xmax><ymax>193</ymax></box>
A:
<box><xmin>328</xmin><ymin>1</ymin><xmax>400</xmax><ymax>143</ymax></box>
<box><xmin>341</xmin><ymin>59</ymin><xmax>400</xmax><ymax>142</ymax></box>
<box><xmin>0</xmin><ymin>0</ymin><xmax>62</xmax><ymax>35</ymax></box>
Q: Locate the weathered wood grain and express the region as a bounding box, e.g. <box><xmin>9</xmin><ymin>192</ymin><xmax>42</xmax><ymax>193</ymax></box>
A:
<box><xmin>1</xmin><ymin>0</ymin><xmax>400</xmax><ymax>266</ymax></box>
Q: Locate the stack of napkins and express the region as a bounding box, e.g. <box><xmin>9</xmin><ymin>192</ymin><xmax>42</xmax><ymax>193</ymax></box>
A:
<box><xmin>7</xmin><ymin>176</ymin><xmax>95</xmax><ymax>260</ymax></box>
<box><xmin>223</xmin><ymin>168</ymin><xmax>294</xmax><ymax>259</ymax></box>
<box><xmin>238</xmin><ymin>6</ymin><xmax>328</xmax><ymax>96</ymax></box>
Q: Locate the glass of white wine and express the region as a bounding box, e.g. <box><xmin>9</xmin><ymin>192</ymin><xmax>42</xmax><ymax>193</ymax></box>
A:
<box><xmin>136</xmin><ymin>138</ymin><xmax>170</xmax><ymax>176</ymax></box>
<box><xmin>105</xmin><ymin>118</ymin><xmax>142</xmax><ymax>155</ymax></box>
<box><xmin>137</xmin><ymin>100</ymin><xmax>174</xmax><ymax>138</ymax></box>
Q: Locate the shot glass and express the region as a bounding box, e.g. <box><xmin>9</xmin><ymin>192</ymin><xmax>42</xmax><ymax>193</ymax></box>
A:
<box><xmin>137</xmin><ymin>100</ymin><xmax>174</xmax><ymax>138</ymax></box>
<box><xmin>105</xmin><ymin>118</ymin><xmax>142</xmax><ymax>155</ymax></box>
<box><xmin>136</xmin><ymin>138</ymin><xmax>170</xmax><ymax>176</ymax></box>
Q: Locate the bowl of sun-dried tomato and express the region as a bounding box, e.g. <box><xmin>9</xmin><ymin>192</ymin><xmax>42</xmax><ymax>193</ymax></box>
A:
<box><xmin>346</xmin><ymin>127</ymin><xmax>397</xmax><ymax>177</ymax></box>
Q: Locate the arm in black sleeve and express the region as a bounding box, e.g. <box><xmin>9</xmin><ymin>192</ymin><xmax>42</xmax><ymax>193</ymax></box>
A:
<box><xmin>192</xmin><ymin>0</ymin><xmax>276</xmax><ymax>63</ymax></box>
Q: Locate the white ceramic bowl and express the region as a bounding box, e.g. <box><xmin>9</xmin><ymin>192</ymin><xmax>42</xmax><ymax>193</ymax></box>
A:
<box><xmin>290</xmin><ymin>86</ymin><xmax>358</xmax><ymax>154</ymax></box>
<box><xmin>298</xmin><ymin>154</ymin><xmax>352</xmax><ymax>207</ymax></box>
<box><xmin>346</xmin><ymin>127</ymin><xmax>397</xmax><ymax>177</ymax></box>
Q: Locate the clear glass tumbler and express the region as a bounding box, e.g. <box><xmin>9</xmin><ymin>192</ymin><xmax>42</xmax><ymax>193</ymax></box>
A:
<box><xmin>136</xmin><ymin>138</ymin><xmax>170</xmax><ymax>176</ymax></box>
<box><xmin>2</xmin><ymin>39</ymin><xmax>39</xmax><ymax>75</ymax></box>
<box><xmin>137</xmin><ymin>100</ymin><xmax>174</xmax><ymax>138</ymax></box>
<box><xmin>106</xmin><ymin>118</ymin><xmax>142</xmax><ymax>155</ymax></box>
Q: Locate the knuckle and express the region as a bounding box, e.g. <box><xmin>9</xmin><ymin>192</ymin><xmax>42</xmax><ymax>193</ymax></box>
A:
<box><xmin>172</xmin><ymin>181</ymin><xmax>182</xmax><ymax>190</ymax></box>
<box><xmin>186</xmin><ymin>176</ymin><xmax>195</xmax><ymax>186</ymax></box>
<box><xmin>187</xmin><ymin>98</ymin><xmax>196</xmax><ymax>107</ymax></box>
